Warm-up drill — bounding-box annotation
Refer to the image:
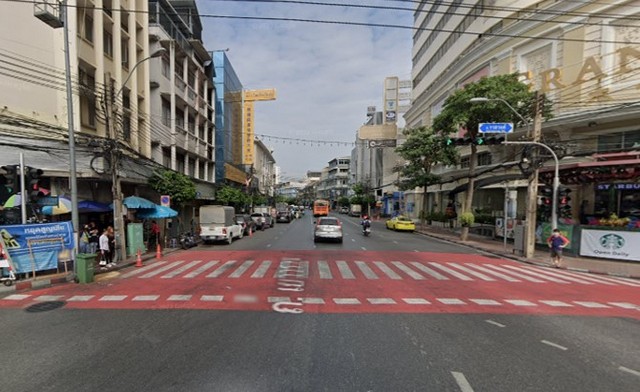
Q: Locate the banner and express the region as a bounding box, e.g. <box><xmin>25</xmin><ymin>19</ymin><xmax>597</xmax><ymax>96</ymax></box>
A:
<box><xmin>0</xmin><ymin>222</ymin><xmax>74</xmax><ymax>274</ymax></box>
<box><xmin>580</xmin><ymin>229</ymin><xmax>640</xmax><ymax>262</ymax></box>
<box><xmin>535</xmin><ymin>223</ymin><xmax>574</xmax><ymax>250</ymax></box>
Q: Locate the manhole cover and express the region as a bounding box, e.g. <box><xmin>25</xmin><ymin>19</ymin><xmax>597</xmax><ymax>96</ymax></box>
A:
<box><xmin>25</xmin><ymin>301</ymin><xmax>66</xmax><ymax>313</ymax></box>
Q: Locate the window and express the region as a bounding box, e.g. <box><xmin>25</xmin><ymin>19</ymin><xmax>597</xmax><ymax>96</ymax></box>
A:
<box><xmin>121</xmin><ymin>41</ymin><xmax>129</xmax><ymax>69</ymax></box>
<box><xmin>103</xmin><ymin>30</ymin><xmax>113</xmax><ymax>57</ymax></box>
<box><xmin>460</xmin><ymin>156</ymin><xmax>470</xmax><ymax>169</ymax></box>
<box><xmin>597</xmin><ymin>131</ymin><xmax>640</xmax><ymax>152</ymax></box>
<box><xmin>83</xmin><ymin>14</ymin><xmax>93</xmax><ymax>43</ymax></box>
<box><xmin>161</xmin><ymin>99</ymin><xmax>171</xmax><ymax>127</ymax></box>
<box><xmin>477</xmin><ymin>152</ymin><xmax>492</xmax><ymax>166</ymax></box>
<box><xmin>78</xmin><ymin>68</ymin><xmax>96</xmax><ymax>128</ymax></box>
<box><xmin>162</xmin><ymin>58</ymin><xmax>170</xmax><ymax>78</ymax></box>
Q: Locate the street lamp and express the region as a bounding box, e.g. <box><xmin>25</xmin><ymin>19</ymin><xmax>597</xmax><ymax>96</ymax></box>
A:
<box><xmin>109</xmin><ymin>47</ymin><xmax>167</xmax><ymax>261</ymax></box>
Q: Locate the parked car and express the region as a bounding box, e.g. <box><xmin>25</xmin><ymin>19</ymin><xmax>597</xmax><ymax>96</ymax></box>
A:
<box><xmin>263</xmin><ymin>212</ymin><xmax>275</xmax><ymax>228</ymax></box>
<box><xmin>314</xmin><ymin>217</ymin><xmax>343</xmax><ymax>243</ymax></box>
<box><xmin>200</xmin><ymin>206</ymin><xmax>244</xmax><ymax>244</ymax></box>
<box><xmin>235</xmin><ymin>214</ymin><xmax>255</xmax><ymax>236</ymax></box>
<box><xmin>251</xmin><ymin>213</ymin><xmax>267</xmax><ymax>230</ymax></box>
<box><xmin>276</xmin><ymin>210</ymin><xmax>292</xmax><ymax>223</ymax></box>
<box><xmin>385</xmin><ymin>215</ymin><xmax>416</xmax><ymax>232</ymax></box>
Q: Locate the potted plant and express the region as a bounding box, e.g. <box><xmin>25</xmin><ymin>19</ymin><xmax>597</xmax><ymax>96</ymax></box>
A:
<box><xmin>459</xmin><ymin>212</ymin><xmax>475</xmax><ymax>227</ymax></box>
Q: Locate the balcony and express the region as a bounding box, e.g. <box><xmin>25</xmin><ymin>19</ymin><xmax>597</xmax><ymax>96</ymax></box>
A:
<box><xmin>187</xmin><ymin>86</ymin><xmax>197</xmax><ymax>107</ymax></box>
<box><xmin>174</xmin><ymin>125</ymin><xmax>187</xmax><ymax>148</ymax></box>
<box><xmin>174</xmin><ymin>76</ymin><xmax>186</xmax><ymax>95</ymax></box>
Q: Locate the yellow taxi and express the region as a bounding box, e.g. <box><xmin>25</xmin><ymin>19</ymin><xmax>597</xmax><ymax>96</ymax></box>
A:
<box><xmin>385</xmin><ymin>215</ymin><xmax>416</xmax><ymax>232</ymax></box>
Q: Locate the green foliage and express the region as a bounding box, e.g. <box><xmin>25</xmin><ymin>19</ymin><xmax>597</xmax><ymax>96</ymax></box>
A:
<box><xmin>215</xmin><ymin>185</ymin><xmax>247</xmax><ymax>207</ymax></box>
<box><xmin>251</xmin><ymin>194</ymin><xmax>268</xmax><ymax>206</ymax></box>
<box><xmin>474</xmin><ymin>214</ymin><xmax>495</xmax><ymax>225</ymax></box>
<box><xmin>338</xmin><ymin>196</ymin><xmax>350</xmax><ymax>206</ymax></box>
<box><xmin>459</xmin><ymin>212</ymin><xmax>475</xmax><ymax>227</ymax></box>
<box><xmin>426</xmin><ymin>211</ymin><xmax>447</xmax><ymax>222</ymax></box>
<box><xmin>147</xmin><ymin>169</ymin><xmax>197</xmax><ymax>207</ymax></box>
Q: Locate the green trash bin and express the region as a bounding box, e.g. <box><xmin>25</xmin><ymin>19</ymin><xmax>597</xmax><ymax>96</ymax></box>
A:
<box><xmin>76</xmin><ymin>253</ymin><xmax>96</xmax><ymax>284</ymax></box>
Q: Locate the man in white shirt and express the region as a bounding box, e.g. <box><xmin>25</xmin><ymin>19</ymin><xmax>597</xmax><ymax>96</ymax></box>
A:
<box><xmin>99</xmin><ymin>229</ymin><xmax>112</xmax><ymax>268</ymax></box>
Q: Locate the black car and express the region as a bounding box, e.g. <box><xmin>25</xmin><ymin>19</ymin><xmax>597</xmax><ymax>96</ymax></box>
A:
<box><xmin>276</xmin><ymin>211</ymin><xmax>291</xmax><ymax>223</ymax></box>
<box><xmin>235</xmin><ymin>214</ymin><xmax>255</xmax><ymax>235</ymax></box>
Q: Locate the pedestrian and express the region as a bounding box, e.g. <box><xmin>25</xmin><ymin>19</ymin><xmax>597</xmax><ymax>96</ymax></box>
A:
<box><xmin>79</xmin><ymin>225</ymin><xmax>91</xmax><ymax>254</ymax></box>
<box><xmin>149</xmin><ymin>220</ymin><xmax>160</xmax><ymax>250</ymax></box>
<box><xmin>547</xmin><ymin>228</ymin><xmax>570</xmax><ymax>268</ymax></box>
<box><xmin>99</xmin><ymin>228</ymin><xmax>112</xmax><ymax>268</ymax></box>
<box><xmin>107</xmin><ymin>226</ymin><xmax>116</xmax><ymax>265</ymax></box>
<box><xmin>88</xmin><ymin>222</ymin><xmax>99</xmax><ymax>254</ymax></box>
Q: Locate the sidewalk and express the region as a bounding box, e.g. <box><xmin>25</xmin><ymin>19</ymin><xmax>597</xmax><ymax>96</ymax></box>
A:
<box><xmin>415</xmin><ymin>225</ymin><xmax>640</xmax><ymax>279</ymax></box>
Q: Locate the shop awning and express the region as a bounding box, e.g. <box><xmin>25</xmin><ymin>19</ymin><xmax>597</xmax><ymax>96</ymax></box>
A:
<box><xmin>448</xmin><ymin>174</ymin><xmax>525</xmax><ymax>195</ymax></box>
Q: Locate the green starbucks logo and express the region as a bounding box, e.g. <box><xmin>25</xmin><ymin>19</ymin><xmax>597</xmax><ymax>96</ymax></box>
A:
<box><xmin>599</xmin><ymin>234</ymin><xmax>625</xmax><ymax>250</ymax></box>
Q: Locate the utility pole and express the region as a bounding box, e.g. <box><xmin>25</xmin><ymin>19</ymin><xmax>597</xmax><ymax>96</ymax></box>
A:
<box><xmin>524</xmin><ymin>92</ymin><xmax>544</xmax><ymax>259</ymax></box>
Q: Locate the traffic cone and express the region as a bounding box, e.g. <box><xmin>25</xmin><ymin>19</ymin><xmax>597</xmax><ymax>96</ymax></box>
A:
<box><xmin>249</xmin><ymin>227</ymin><xmax>253</xmax><ymax>237</ymax></box>
<box><xmin>135</xmin><ymin>249</ymin><xmax>143</xmax><ymax>267</ymax></box>
<box><xmin>156</xmin><ymin>243</ymin><xmax>162</xmax><ymax>259</ymax></box>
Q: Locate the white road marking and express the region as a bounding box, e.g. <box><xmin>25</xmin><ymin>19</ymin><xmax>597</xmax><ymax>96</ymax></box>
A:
<box><xmin>121</xmin><ymin>261</ymin><xmax>168</xmax><ymax>278</ymax></box>
<box><xmin>619</xmin><ymin>366</ymin><xmax>640</xmax><ymax>377</ymax></box>
<box><xmin>184</xmin><ymin>260</ymin><xmax>220</xmax><ymax>278</ymax></box>
<box><xmin>268</xmin><ymin>296</ymin><xmax>291</xmax><ymax>303</ymax></box>
<box><xmin>374</xmin><ymin>261</ymin><xmax>402</xmax><ymax>280</ymax></box>
<box><xmin>200</xmin><ymin>295</ymin><xmax>224</xmax><ymax>302</ymax></box>
<box><xmin>99</xmin><ymin>295</ymin><xmax>127</xmax><ymax>301</ymax></box>
<box><xmin>451</xmin><ymin>371</ymin><xmax>475</xmax><ymax>392</ymax></box>
<box><xmin>251</xmin><ymin>260</ymin><xmax>272</xmax><ymax>278</ymax></box>
<box><xmin>168</xmin><ymin>295</ymin><xmax>192</xmax><ymax>301</ymax></box>
<box><xmin>504</xmin><ymin>299</ymin><xmax>537</xmax><ymax>307</ymax></box>
<box><xmin>351</xmin><ymin>238</ymin><xmax>355</xmax><ymax>242</ymax></box>
<box><xmin>429</xmin><ymin>262</ymin><xmax>473</xmax><ymax>281</ymax></box>
<box><xmin>482</xmin><ymin>264</ymin><xmax>545</xmax><ymax>282</ymax></box>
<box><xmin>608</xmin><ymin>302</ymin><xmax>639</xmax><ymax>309</ymax></box>
<box><xmin>448</xmin><ymin>263</ymin><xmax>495</xmax><ymax>281</ymax></box>
<box><xmin>500</xmin><ymin>265</ymin><xmax>570</xmax><ymax>283</ymax></box>
<box><xmin>402</xmin><ymin>298</ymin><xmax>431</xmax><ymax>305</ymax></box>
<box><xmin>567</xmin><ymin>274</ymin><xmax>640</xmax><ymax>287</ymax></box>
<box><xmin>297</xmin><ymin>260</ymin><xmax>309</xmax><ymax>278</ymax></box>
<box><xmin>574</xmin><ymin>301</ymin><xmax>610</xmax><ymax>308</ymax></box>
<box><xmin>228</xmin><ymin>260</ymin><xmax>255</xmax><ymax>278</ymax></box>
<box><xmin>2</xmin><ymin>294</ymin><xmax>30</xmax><ymax>300</ymax></box>
<box><xmin>393</xmin><ymin>240</ymin><xmax>398</xmax><ymax>244</ymax></box>
<box><xmin>355</xmin><ymin>260</ymin><xmax>379</xmax><ymax>279</ymax></box>
<box><xmin>233</xmin><ymin>295</ymin><xmax>258</xmax><ymax>303</ymax></box>
<box><xmin>34</xmin><ymin>295</ymin><xmax>64</xmax><ymax>301</ymax></box>
<box><xmin>361</xmin><ymin>247</ymin><xmax>367</xmax><ymax>250</ymax></box>
<box><xmin>391</xmin><ymin>261</ymin><xmax>425</xmax><ymax>280</ymax></box>
<box><xmin>541</xmin><ymin>340</ymin><xmax>568</xmax><ymax>351</ymax></box>
<box><xmin>485</xmin><ymin>319</ymin><xmax>506</xmax><ymax>327</ymax></box>
<box><xmin>300</xmin><ymin>297</ymin><xmax>325</xmax><ymax>304</ymax></box>
<box><xmin>540</xmin><ymin>300</ymin><xmax>573</xmax><ymax>307</ymax></box>
<box><xmin>266</xmin><ymin>244</ymin><xmax>272</xmax><ymax>248</ymax></box>
<box><xmin>437</xmin><ymin>298</ymin><xmax>466</xmax><ymax>305</ymax></box>
<box><xmin>161</xmin><ymin>260</ymin><xmax>202</xmax><ymax>278</ymax></box>
<box><xmin>132</xmin><ymin>295</ymin><xmax>160</xmax><ymax>301</ymax></box>
<box><xmin>409</xmin><ymin>262</ymin><xmax>449</xmax><ymax>280</ymax></box>
<box><xmin>464</xmin><ymin>263</ymin><xmax>520</xmax><ymax>282</ymax></box>
<box><xmin>367</xmin><ymin>298</ymin><xmax>397</xmax><ymax>305</ymax></box>
<box><xmin>66</xmin><ymin>295</ymin><xmax>94</xmax><ymax>302</ymax></box>
<box><xmin>471</xmin><ymin>299</ymin><xmax>502</xmax><ymax>306</ymax></box>
<box><xmin>521</xmin><ymin>266</ymin><xmax>594</xmax><ymax>285</ymax></box>
<box><xmin>333</xmin><ymin>298</ymin><xmax>361</xmax><ymax>305</ymax></box>
<box><xmin>317</xmin><ymin>260</ymin><xmax>333</xmax><ymax>279</ymax></box>
<box><xmin>139</xmin><ymin>261</ymin><xmax>184</xmax><ymax>278</ymax></box>
<box><xmin>206</xmin><ymin>260</ymin><xmax>237</xmax><ymax>278</ymax></box>
<box><xmin>336</xmin><ymin>260</ymin><xmax>356</xmax><ymax>279</ymax></box>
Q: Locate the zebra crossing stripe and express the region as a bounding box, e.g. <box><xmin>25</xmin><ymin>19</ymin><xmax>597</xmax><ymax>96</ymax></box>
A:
<box><xmin>482</xmin><ymin>264</ymin><xmax>545</xmax><ymax>282</ymax></box>
<box><xmin>206</xmin><ymin>260</ymin><xmax>237</xmax><ymax>278</ymax></box>
<box><xmin>355</xmin><ymin>260</ymin><xmax>379</xmax><ymax>279</ymax></box>
<box><xmin>391</xmin><ymin>261</ymin><xmax>425</xmax><ymax>280</ymax></box>
<box><xmin>139</xmin><ymin>261</ymin><xmax>184</xmax><ymax>279</ymax></box>
<box><xmin>608</xmin><ymin>302</ymin><xmax>639</xmax><ymax>309</ymax></box>
<box><xmin>3</xmin><ymin>294</ymin><xmax>31</xmax><ymax>300</ymax></box>
<box><xmin>317</xmin><ymin>260</ymin><xmax>333</xmax><ymax>279</ymax></box>
<box><xmin>464</xmin><ymin>263</ymin><xmax>520</xmax><ymax>282</ymax></box>
<box><xmin>300</xmin><ymin>298</ymin><xmax>325</xmax><ymax>304</ymax></box>
<box><xmin>448</xmin><ymin>263</ymin><xmax>495</xmax><ymax>281</ymax></box>
<box><xmin>402</xmin><ymin>298</ymin><xmax>430</xmax><ymax>305</ymax></box>
<box><xmin>611</xmin><ymin>276</ymin><xmax>640</xmax><ymax>286</ymax></box>
<box><xmin>168</xmin><ymin>295</ymin><xmax>192</xmax><ymax>301</ymax></box>
<box><xmin>574</xmin><ymin>301</ymin><xmax>610</xmax><ymax>308</ymax></box>
<box><xmin>437</xmin><ymin>298</ymin><xmax>466</xmax><ymax>305</ymax></box>
<box><xmin>367</xmin><ymin>298</ymin><xmax>397</xmax><ymax>304</ymax></box>
<box><xmin>67</xmin><ymin>295</ymin><xmax>95</xmax><ymax>302</ymax></box>
<box><xmin>133</xmin><ymin>295</ymin><xmax>160</xmax><ymax>301</ymax></box>
<box><xmin>251</xmin><ymin>260</ymin><xmax>271</xmax><ymax>278</ymax></box>
<box><xmin>201</xmin><ymin>295</ymin><xmax>224</xmax><ymax>302</ymax></box>
<box><xmin>336</xmin><ymin>260</ymin><xmax>355</xmax><ymax>279</ymax></box>
<box><xmin>409</xmin><ymin>262</ymin><xmax>449</xmax><ymax>280</ymax></box>
<box><xmin>500</xmin><ymin>265</ymin><xmax>571</xmax><ymax>284</ymax></box>
<box><xmin>470</xmin><ymin>299</ymin><xmax>501</xmax><ymax>306</ymax></box>
<box><xmin>333</xmin><ymin>298</ymin><xmax>361</xmax><ymax>305</ymax></box>
<box><xmin>35</xmin><ymin>295</ymin><xmax>64</xmax><ymax>301</ymax></box>
<box><xmin>520</xmin><ymin>266</ymin><xmax>595</xmax><ymax>285</ymax></box>
<box><xmin>184</xmin><ymin>260</ymin><xmax>220</xmax><ymax>278</ymax></box>
<box><xmin>540</xmin><ymin>300</ymin><xmax>573</xmax><ymax>307</ymax></box>
<box><xmin>373</xmin><ymin>261</ymin><xmax>402</xmax><ymax>280</ymax></box>
<box><xmin>99</xmin><ymin>295</ymin><xmax>127</xmax><ymax>301</ymax></box>
<box><xmin>561</xmin><ymin>272</ymin><xmax>640</xmax><ymax>287</ymax></box>
<box><xmin>161</xmin><ymin>260</ymin><xmax>202</xmax><ymax>279</ymax></box>
<box><xmin>121</xmin><ymin>261</ymin><xmax>167</xmax><ymax>278</ymax></box>
<box><xmin>228</xmin><ymin>260</ymin><xmax>255</xmax><ymax>278</ymax></box>
<box><xmin>268</xmin><ymin>297</ymin><xmax>290</xmax><ymax>303</ymax></box>
<box><xmin>504</xmin><ymin>299</ymin><xmax>537</xmax><ymax>307</ymax></box>
<box><xmin>532</xmin><ymin>268</ymin><xmax>615</xmax><ymax>285</ymax></box>
<box><xmin>429</xmin><ymin>262</ymin><xmax>473</xmax><ymax>281</ymax></box>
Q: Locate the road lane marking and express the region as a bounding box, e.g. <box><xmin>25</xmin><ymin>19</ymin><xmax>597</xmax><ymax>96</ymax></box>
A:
<box><xmin>206</xmin><ymin>260</ymin><xmax>237</xmax><ymax>278</ymax></box>
<box><xmin>485</xmin><ymin>319</ymin><xmax>506</xmax><ymax>327</ymax></box>
<box><xmin>391</xmin><ymin>261</ymin><xmax>425</xmax><ymax>280</ymax></box>
<box><xmin>464</xmin><ymin>263</ymin><xmax>520</xmax><ymax>282</ymax></box>
<box><xmin>429</xmin><ymin>262</ymin><xmax>473</xmax><ymax>281</ymax></box>
<box><xmin>619</xmin><ymin>366</ymin><xmax>640</xmax><ymax>377</ymax></box>
<box><xmin>355</xmin><ymin>260</ymin><xmax>379</xmax><ymax>279</ymax></box>
<box><xmin>566</xmin><ymin>274</ymin><xmax>640</xmax><ymax>287</ymax></box>
<box><xmin>300</xmin><ymin>297</ymin><xmax>325</xmax><ymax>304</ymax></box>
<box><xmin>482</xmin><ymin>264</ymin><xmax>545</xmax><ymax>282</ymax></box>
<box><xmin>200</xmin><ymin>295</ymin><xmax>224</xmax><ymax>302</ymax></box>
<box><xmin>574</xmin><ymin>301</ymin><xmax>610</xmax><ymax>308</ymax></box>
<box><xmin>504</xmin><ymin>299</ymin><xmax>537</xmax><ymax>307</ymax></box>
<box><xmin>3</xmin><ymin>294</ymin><xmax>31</xmax><ymax>300</ymax></box>
<box><xmin>184</xmin><ymin>260</ymin><xmax>220</xmax><ymax>278</ymax></box>
<box><xmin>451</xmin><ymin>371</ymin><xmax>474</xmax><ymax>392</ymax></box>
<box><xmin>139</xmin><ymin>261</ymin><xmax>184</xmax><ymax>278</ymax></box>
<box><xmin>333</xmin><ymin>298</ymin><xmax>361</xmax><ymax>305</ymax></box>
<box><xmin>336</xmin><ymin>260</ymin><xmax>356</xmax><ymax>279</ymax></box>
<box><xmin>521</xmin><ymin>266</ymin><xmax>595</xmax><ymax>285</ymax></box>
<box><xmin>608</xmin><ymin>302</ymin><xmax>639</xmax><ymax>309</ymax></box>
<box><xmin>228</xmin><ymin>260</ymin><xmax>255</xmax><ymax>278</ymax></box>
<box><xmin>66</xmin><ymin>295</ymin><xmax>94</xmax><ymax>302</ymax></box>
<box><xmin>317</xmin><ymin>260</ymin><xmax>333</xmax><ymax>279</ymax></box>
<box><xmin>268</xmin><ymin>296</ymin><xmax>291</xmax><ymax>303</ymax></box>
<box><xmin>161</xmin><ymin>260</ymin><xmax>202</xmax><ymax>278</ymax></box>
<box><xmin>373</xmin><ymin>261</ymin><xmax>402</xmax><ymax>279</ymax></box>
<box><xmin>132</xmin><ymin>295</ymin><xmax>160</xmax><ymax>301</ymax></box>
<box><xmin>367</xmin><ymin>298</ymin><xmax>397</xmax><ymax>305</ymax></box>
<box><xmin>500</xmin><ymin>265</ymin><xmax>570</xmax><ymax>283</ymax></box>
<box><xmin>34</xmin><ymin>295</ymin><xmax>64</xmax><ymax>301</ymax></box>
<box><xmin>297</xmin><ymin>260</ymin><xmax>309</xmax><ymax>278</ymax></box>
<box><xmin>233</xmin><ymin>295</ymin><xmax>258</xmax><ymax>303</ymax></box>
<box><xmin>402</xmin><ymin>298</ymin><xmax>430</xmax><ymax>305</ymax></box>
<box><xmin>541</xmin><ymin>340</ymin><xmax>568</xmax><ymax>351</ymax></box>
<box><xmin>540</xmin><ymin>300</ymin><xmax>573</xmax><ymax>307</ymax></box>
<box><xmin>448</xmin><ymin>263</ymin><xmax>495</xmax><ymax>281</ymax></box>
<box><xmin>99</xmin><ymin>295</ymin><xmax>127</xmax><ymax>301</ymax></box>
<box><xmin>251</xmin><ymin>260</ymin><xmax>272</xmax><ymax>278</ymax></box>
<box><xmin>168</xmin><ymin>295</ymin><xmax>192</xmax><ymax>301</ymax></box>
<box><xmin>437</xmin><ymin>298</ymin><xmax>466</xmax><ymax>305</ymax></box>
<box><xmin>409</xmin><ymin>262</ymin><xmax>449</xmax><ymax>280</ymax></box>
<box><xmin>121</xmin><ymin>261</ymin><xmax>168</xmax><ymax>278</ymax></box>
<box><xmin>471</xmin><ymin>299</ymin><xmax>501</xmax><ymax>306</ymax></box>
<box><xmin>361</xmin><ymin>247</ymin><xmax>367</xmax><ymax>250</ymax></box>
<box><xmin>393</xmin><ymin>240</ymin><xmax>398</xmax><ymax>244</ymax></box>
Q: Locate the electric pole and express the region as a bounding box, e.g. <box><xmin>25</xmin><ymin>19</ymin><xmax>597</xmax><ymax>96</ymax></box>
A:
<box><xmin>524</xmin><ymin>92</ymin><xmax>544</xmax><ymax>258</ymax></box>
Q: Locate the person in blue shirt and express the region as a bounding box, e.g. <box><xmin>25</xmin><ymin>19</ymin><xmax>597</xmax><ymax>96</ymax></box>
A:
<box><xmin>547</xmin><ymin>229</ymin><xmax>570</xmax><ymax>268</ymax></box>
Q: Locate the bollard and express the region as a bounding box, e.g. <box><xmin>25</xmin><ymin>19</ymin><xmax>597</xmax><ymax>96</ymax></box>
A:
<box><xmin>135</xmin><ymin>249</ymin><xmax>143</xmax><ymax>267</ymax></box>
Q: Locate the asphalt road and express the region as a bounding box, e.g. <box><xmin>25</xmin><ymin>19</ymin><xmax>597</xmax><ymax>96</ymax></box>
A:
<box><xmin>1</xmin><ymin>212</ymin><xmax>639</xmax><ymax>391</ymax></box>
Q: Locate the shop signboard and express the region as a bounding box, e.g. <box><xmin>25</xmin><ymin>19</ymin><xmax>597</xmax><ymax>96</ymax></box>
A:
<box><xmin>580</xmin><ymin>229</ymin><xmax>640</xmax><ymax>262</ymax></box>
<box><xmin>535</xmin><ymin>223</ymin><xmax>574</xmax><ymax>250</ymax></box>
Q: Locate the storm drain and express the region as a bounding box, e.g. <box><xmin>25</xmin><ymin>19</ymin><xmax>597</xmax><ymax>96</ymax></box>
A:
<box><xmin>25</xmin><ymin>301</ymin><xmax>66</xmax><ymax>313</ymax></box>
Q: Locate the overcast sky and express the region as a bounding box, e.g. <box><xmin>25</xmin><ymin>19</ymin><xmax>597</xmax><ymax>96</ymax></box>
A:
<box><xmin>197</xmin><ymin>0</ymin><xmax>413</xmax><ymax>180</ymax></box>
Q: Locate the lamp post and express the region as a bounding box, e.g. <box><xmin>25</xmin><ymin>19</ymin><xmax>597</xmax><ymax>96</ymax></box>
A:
<box><xmin>108</xmin><ymin>48</ymin><xmax>166</xmax><ymax>261</ymax></box>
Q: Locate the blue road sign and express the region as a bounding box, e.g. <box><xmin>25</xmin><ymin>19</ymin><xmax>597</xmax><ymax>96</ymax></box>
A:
<box><xmin>479</xmin><ymin>123</ymin><xmax>513</xmax><ymax>133</ymax></box>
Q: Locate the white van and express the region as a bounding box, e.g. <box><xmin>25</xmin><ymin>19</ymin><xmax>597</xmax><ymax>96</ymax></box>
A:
<box><xmin>199</xmin><ymin>206</ymin><xmax>243</xmax><ymax>244</ymax></box>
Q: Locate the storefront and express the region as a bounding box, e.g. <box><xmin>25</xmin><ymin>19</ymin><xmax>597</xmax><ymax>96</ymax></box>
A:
<box><xmin>594</xmin><ymin>182</ymin><xmax>640</xmax><ymax>218</ymax></box>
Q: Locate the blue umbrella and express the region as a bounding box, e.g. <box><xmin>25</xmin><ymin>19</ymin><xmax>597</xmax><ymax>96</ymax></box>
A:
<box><xmin>122</xmin><ymin>196</ymin><xmax>156</xmax><ymax>209</ymax></box>
<box><xmin>136</xmin><ymin>205</ymin><xmax>178</xmax><ymax>219</ymax></box>
<box><xmin>78</xmin><ymin>200</ymin><xmax>112</xmax><ymax>213</ymax></box>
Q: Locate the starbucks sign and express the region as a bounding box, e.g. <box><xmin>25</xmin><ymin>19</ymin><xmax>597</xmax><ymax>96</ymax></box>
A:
<box><xmin>580</xmin><ymin>229</ymin><xmax>640</xmax><ymax>262</ymax></box>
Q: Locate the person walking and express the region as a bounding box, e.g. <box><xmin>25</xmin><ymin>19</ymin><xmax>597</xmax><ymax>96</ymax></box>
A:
<box><xmin>79</xmin><ymin>225</ymin><xmax>91</xmax><ymax>254</ymax></box>
<box><xmin>99</xmin><ymin>228</ymin><xmax>112</xmax><ymax>268</ymax></box>
<box><xmin>88</xmin><ymin>222</ymin><xmax>99</xmax><ymax>254</ymax></box>
<box><xmin>547</xmin><ymin>228</ymin><xmax>570</xmax><ymax>268</ymax></box>
<box><xmin>149</xmin><ymin>220</ymin><xmax>160</xmax><ymax>250</ymax></box>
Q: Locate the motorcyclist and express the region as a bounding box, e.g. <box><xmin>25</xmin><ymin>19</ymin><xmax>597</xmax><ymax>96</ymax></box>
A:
<box><xmin>361</xmin><ymin>215</ymin><xmax>371</xmax><ymax>233</ymax></box>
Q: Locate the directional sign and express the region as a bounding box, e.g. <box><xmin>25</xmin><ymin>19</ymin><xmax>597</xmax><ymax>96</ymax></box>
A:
<box><xmin>479</xmin><ymin>123</ymin><xmax>513</xmax><ymax>133</ymax></box>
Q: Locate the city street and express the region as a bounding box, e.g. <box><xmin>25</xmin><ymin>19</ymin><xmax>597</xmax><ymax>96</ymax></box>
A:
<box><xmin>1</xmin><ymin>213</ymin><xmax>639</xmax><ymax>391</ymax></box>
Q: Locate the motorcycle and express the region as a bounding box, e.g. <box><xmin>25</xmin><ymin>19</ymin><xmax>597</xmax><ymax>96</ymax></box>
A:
<box><xmin>179</xmin><ymin>232</ymin><xmax>197</xmax><ymax>249</ymax></box>
<box><xmin>363</xmin><ymin>227</ymin><xmax>371</xmax><ymax>237</ymax></box>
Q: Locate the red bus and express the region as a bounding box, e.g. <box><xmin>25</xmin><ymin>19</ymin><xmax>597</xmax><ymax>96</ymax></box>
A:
<box><xmin>313</xmin><ymin>199</ymin><xmax>330</xmax><ymax>217</ymax></box>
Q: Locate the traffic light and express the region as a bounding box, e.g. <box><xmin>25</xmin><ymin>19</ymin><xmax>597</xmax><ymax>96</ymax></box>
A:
<box><xmin>447</xmin><ymin>136</ymin><xmax>506</xmax><ymax>146</ymax></box>
<box><xmin>26</xmin><ymin>167</ymin><xmax>43</xmax><ymax>202</ymax></box>
<box><xmin>537</xmin><ymin>186</ymin><xmax>553</xmax><ymax>221</ymax></box>
<box><xmin>557</xmin><ymin>186</ymin><xmax>572</xmax><ymax>219</ymax></box>
<box><xmin>446</xmin><ymin>137</ymin><xmax>474</xmax><ymax>146</ymax></box>
<box><xmin>1</xmin><ymin>165</ymin><xmax>18</xmax><ymax>195</ymax></box>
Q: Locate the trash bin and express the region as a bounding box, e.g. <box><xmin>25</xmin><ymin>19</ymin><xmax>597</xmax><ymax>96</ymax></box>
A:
<box><xmin>75</xmin><ymin>253</ymin><xmax>95</xmax><ymax>284</ymax></box>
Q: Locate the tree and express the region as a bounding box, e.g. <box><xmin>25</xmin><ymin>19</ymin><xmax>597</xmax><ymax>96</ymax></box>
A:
<box><xmin>431</xmin><ymin>73</ymin><xmax>552</xmax><ymax>240</ymax></box>
<box><xmin>215</xmin><ymin>185</ymin><xmax>247</xmax><ymax>209</ymax></box>
<box><xmin>395</xmin><ymin>126</ymin><xmax>457</xmax><ymax>227</ymax></box>
<box><xmin>148</xmin><ymin>169</ymin><xmax>197</xmax><ymax>209</ymax></box>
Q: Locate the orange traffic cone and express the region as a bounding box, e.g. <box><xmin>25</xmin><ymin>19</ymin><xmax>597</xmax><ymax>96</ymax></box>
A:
<box><xmin>156</xmin><ymin>243</ymin><xmax>162</xmax><ymax>259</ymax></box>
<box><xmin>249</xmin><ymin>227</ymin><xmax>253</xmax><ymax>237</ymax></box>
<box><xmin>135</xmin><ymin>249</ymin><xmax>143</xmax><ymax>267</ymax></box>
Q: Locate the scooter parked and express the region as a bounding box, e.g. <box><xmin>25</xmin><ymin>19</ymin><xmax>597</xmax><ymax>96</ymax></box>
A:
<box><xmin>179</xmin><ymin>232</ymin><xmax>197</xmax><ymax>249</ymax></box>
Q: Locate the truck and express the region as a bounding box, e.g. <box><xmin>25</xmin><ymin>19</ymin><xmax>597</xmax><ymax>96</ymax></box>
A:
<box><xmin>350</xmin><ymin>204</ymin><xmax>362</xmax><ymax>217</ymax></box>
<box><xmin>199</xmin><ymin>205</ymin><xmax>243</xmax><ymax>244</ymax></box>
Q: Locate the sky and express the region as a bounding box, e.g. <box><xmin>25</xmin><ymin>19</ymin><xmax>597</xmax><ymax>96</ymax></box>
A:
<box><xmin>196</xmin><ymin>0</ymin><xmax>413</xmax><ymax>180</ymax></box>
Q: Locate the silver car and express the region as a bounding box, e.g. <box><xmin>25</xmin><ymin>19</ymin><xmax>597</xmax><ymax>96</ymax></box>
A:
<box><xmin>314</xmin><ymin>217</ymin><xmax>343</xmax><ymax>243</ymax></box>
